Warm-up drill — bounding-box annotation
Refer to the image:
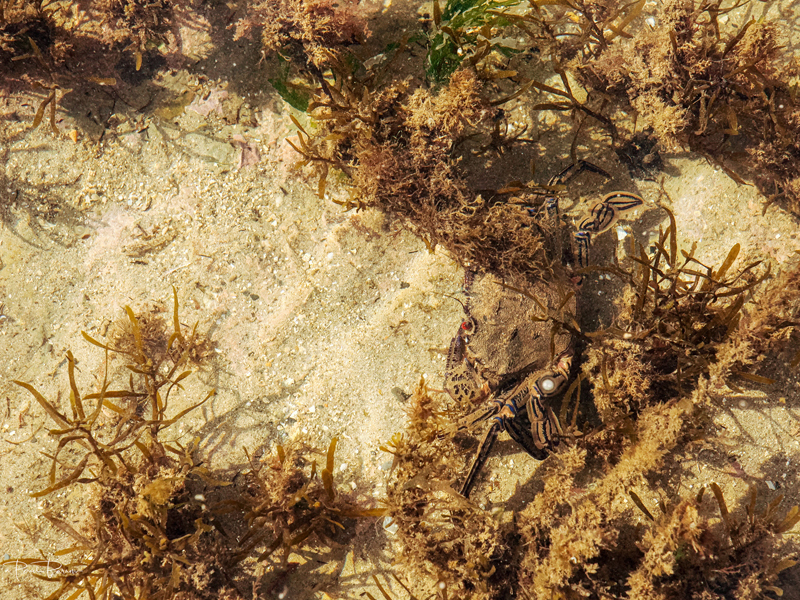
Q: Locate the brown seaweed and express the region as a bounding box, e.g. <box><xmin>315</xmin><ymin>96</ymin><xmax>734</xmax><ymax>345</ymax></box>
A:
<box><xmin>9</xmin><ymin>291</ymin><xmax>233</xmax><ymax>600</ymax></box>
<box><xmin>222</xmin><ymin>437</ymin><xmax>385</xmax><ymax>570</ymax></box>
<box><xmin>627</xmin><ymin>484</ymin><xmax>799</xmax><ymax>598</ymax></box>
<box><xmin>8</xmin><ymin>291</ymin><xmax>387</xmax><ymax>599</ymax></box>
<box><xmin>583</xmin><ymin>0</ymin><xmax>800</xmax><ymax>212</ymax></box>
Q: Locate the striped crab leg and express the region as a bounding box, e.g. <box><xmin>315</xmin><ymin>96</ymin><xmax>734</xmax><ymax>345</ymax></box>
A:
<box><xmin>458</xmin><ymin>348</ymin><xmax>573</xmax><ymax>498</ymax></box>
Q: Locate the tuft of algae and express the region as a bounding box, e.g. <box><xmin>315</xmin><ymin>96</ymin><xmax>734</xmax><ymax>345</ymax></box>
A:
<box><xmin>6</xmin><ymin>290</ymin><xmax>384</xmax><ymax>600</ymax></box>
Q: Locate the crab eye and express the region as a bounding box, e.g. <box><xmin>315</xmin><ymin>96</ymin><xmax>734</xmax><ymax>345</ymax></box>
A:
<box><xmin>539</xmin><ymin>376</ymin><xmax>556</xmax><ymax>394</ymax></box>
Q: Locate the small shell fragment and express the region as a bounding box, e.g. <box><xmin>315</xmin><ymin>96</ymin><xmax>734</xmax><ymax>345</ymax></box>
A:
<box><xmin>383</xmin><ymin>516</ymin><xmax>398</xmax><ymax>534</ymax></box>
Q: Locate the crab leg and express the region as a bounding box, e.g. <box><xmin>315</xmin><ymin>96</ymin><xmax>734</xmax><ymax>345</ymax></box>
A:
<box><xmin>504</xmin><ymin>397</ymin><xmax>552</xmax><ymax>457</ymax></box>
<box><xmin>454</xmin><ymin>397</ymin><xmax>504</xmax><ymax>431</ymax></box>
<box><xmin>460</xmin><ymin>397</ymin><xmax>557</xmax><ymax>498</ymax></box>
<box><xmin>443</xmin><ymin>287</ymin><xmax>491</xmax><ymax>406</ymax></box>
<box><xmin>459</xmin><ymin>421</ymin><xmax>503</xmax><ymax>497</ymax></box>
<box><xmin>459</xmin><ymin>349</ymin><xmax>573</xmax><ymax>498</ymax></box>
<box><xmin>444</xmin><ymin>270</ymin><xmax>491</xmax><ymax>405</ymax></box>
<box><xmin>583</xmin><ymin>191</ymin><xmax>644</xmax><ymax>234</ymax></box>
<box><xmin>459</xmin><ymin>386</ymin><xmax>530</xmax><ymax>498</ymax></box>
<box><xmin>459</xmin><ymin>386</ymin><xmax>547</xmax><ymax>498</ymax></box>
<box><xmin>525</xmin><ymin>348</ymin><xmax>572</xmax><ymax>449</ymax></box>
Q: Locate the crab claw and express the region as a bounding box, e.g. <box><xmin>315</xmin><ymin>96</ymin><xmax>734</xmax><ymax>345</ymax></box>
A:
<box><xmin>574</xmin><ymin>191</ymin><xmax>643</xmax><ymax>271</ymax></box>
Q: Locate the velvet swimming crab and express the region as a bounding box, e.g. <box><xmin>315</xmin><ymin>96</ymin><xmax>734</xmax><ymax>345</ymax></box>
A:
<box><xmin>445</xmin><ymin>162</ymin><xmax>643</xmax><ymax>498</ymax></box>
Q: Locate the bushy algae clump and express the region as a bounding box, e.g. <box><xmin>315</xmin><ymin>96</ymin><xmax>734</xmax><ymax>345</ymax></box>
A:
<box><xmin>8</xmin><ymin>289</ymin><xmax>232</xmax><ymax>600</ymax></box>
<box><xmin>1</xmin><ymin>0</ymin><xmax>182</xmax><ymax>136</ymax></box>
<box><xmin>379</xmin><ymin>213</ymin><xmax>800</xmax><ymax>599</ymax></box>
<box><xmin>513</xmin><ymin>213</ymin><xmax>800</xmax><ymax>599</ymax></box>
<box><xmin>381</xmin><ymin>377</ymin><xmax>511</xmax><ymax>600</ymax></box>
<box><xmin>5</xmin><ymin>290</ymin><xmax>384</xmax><ymax>599</ymax></box>
<box><xmin>582</xmin><ymin>0</ymin><xmax>800</xmax><ymax>213</ymax></box>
